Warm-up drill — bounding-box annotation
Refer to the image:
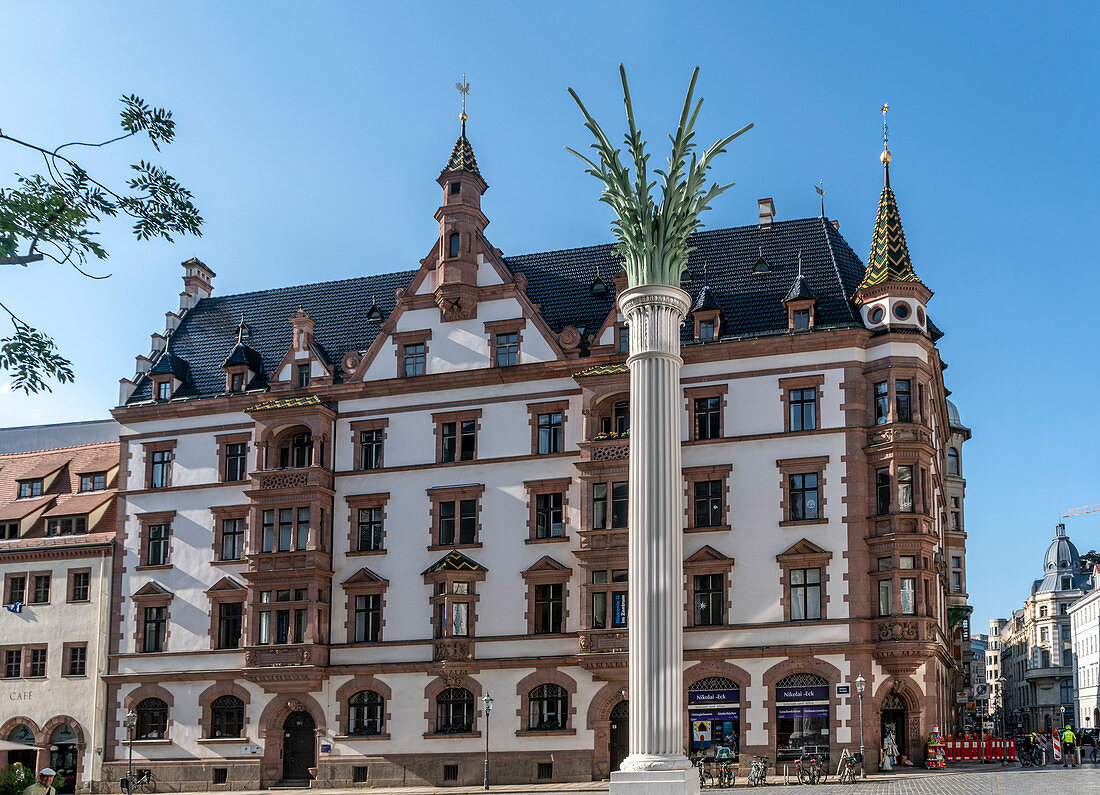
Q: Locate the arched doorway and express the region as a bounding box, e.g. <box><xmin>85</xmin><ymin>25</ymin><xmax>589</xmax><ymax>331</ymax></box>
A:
<box><xmin>1093</xmin><ymin>707</ymin><xmax>1099</xmax><ymax>730</ymax></box>
<box><xmin>880</xmin><ymin>693</ymin><xmax>907</xmax><ymax>760</ymax></box>
<box><xmin>6</xmin><ymin>725</ymin><xmax>37</xmax><ymax>769</ymax></box>
<box><xmin>49</xmin><ymin>725</ymin><xmax>79</xmax><ymax>794</ymax></box>
<box><xmin>609</xmin><ymin>701</ymin><xmax>629</xmax><ymax>773</ymax></box>
<box><xmin>281</xmin><ymin>711</ymin><xmax>315</xmax><ymax>782</ymax></box>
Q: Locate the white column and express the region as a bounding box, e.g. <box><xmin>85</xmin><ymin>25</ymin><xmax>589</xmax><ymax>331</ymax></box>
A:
<box><xmin>612</xmin><ymin>284</ymin><xmax>699</xmax><ymax>795</ymax></box>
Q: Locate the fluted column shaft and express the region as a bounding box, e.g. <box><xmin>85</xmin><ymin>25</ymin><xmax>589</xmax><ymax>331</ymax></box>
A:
<box><xmin>618</xmin><ymin>284</ymin><xmax>691</xmax><ymax>773</ymax></box>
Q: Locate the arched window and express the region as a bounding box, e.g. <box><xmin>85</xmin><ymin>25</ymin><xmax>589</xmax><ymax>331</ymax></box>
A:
<box><xmin>436</xmin><ymin>687</ymin><xmax>474</xmax><ymax>734</ymax></box>
<box><xmin>210</xmin><ymin>695</ymin><xmax>244</xmax><ymax>738</ymax></box>
<box><xmin>135</xmin><ymin>697</ymin><xmax>168</xmax><ymax>740</ymax></box>
<box><xmin>947</xmin><ymin>448</ymin><xmax>960</xmax><ymax>475</ymax></box>
<box><xmin>348</xmin><ymin>690</ymin><xmax>384</xmax><ymax>736</ymax></box>
<box><xmin>8</xmin><ymin>725</ymin><xmax>35</xmax><ymax>745</ymax></box>
<box><xmin>449</xmin><ymin>233</ymin><xmax>460</xmax><ymax>258</ymax></box>
<box><xmin>528</xmin><ymin>684</ymin><xmax>568</xmax><ymax>731</ymax></box>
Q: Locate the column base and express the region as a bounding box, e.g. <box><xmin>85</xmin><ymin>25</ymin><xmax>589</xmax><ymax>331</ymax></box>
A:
<box><xmin>610</xmin><ymin>767</ymin><xmax>700</xmax><ymax>795</ymax></box>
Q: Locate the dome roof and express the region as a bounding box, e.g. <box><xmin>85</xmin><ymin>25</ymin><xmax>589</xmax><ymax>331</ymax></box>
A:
<box><xmin>947</xmin><ymin>399</ymin><xmax>971</xmax><ymax>434</ymax></box>
<box><xmin>1033</xmin><ymin>524</ymin><xmax>1093</xmax><ymax>594</ymax></box>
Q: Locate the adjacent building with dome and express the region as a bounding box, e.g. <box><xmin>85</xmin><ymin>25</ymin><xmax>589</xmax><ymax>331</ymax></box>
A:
<box><xmin>999</xmin><ymin>524</ymin><xmax>1095</xmax><ymax>733</ymax></box>
<box><xmin>97</xmin><ymin>117</ymin><xmax>972</xmax><ymax>788</ymax></box>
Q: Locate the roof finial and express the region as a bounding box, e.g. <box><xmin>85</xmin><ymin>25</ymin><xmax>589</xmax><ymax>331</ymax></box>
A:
<box><xmin>456</xmin><ymin>74</ymin><xmax>470</xmax><ymax>137</ymax></box>
<box><xmin>797</xmin><ymin>248</ymin><xmax>803</xmax><ymax>277</ymax></box>
<box><xmin>236</xmin><ymin>315</ymin><xmax>247</xmax><ymax>344</ymax></box>
<box><xmin>880</xmin><ymin>102</ymin><xmax>891</xmax><ymax>188</ymax></box>
<box><xmin>815</xmin><ymin>179</ymin><xmax>826</xmax><ymax>217</ymax></box>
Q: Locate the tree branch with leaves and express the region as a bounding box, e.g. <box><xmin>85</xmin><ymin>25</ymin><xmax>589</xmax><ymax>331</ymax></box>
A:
<box><xmin>566</xmin><ymin>66</ymin><xmax>751</xmax><ymax>289</ymax></box>
<box><xmin>0</xmin><ymin>95</ymin><xmax>202</xmax><ymax>392</ymax></box>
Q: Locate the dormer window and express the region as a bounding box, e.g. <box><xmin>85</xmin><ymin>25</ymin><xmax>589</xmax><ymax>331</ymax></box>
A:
<box><xmin>47</xmin><ymin>515</ymin><xmax>87</xmax><ymax>536</ymax></box>
<box><xmin>230</xmin><ymin>372</ymin><xmax>245</xmax><ymax>393</ymax></box>
<box><xmin>0</xmin><ymin>522</ymin><xmax>18</xmax><ymax>540</ymax></box>
<box><xmin>448</xmin><ymin>232</ymin><xmax>460</xmax><ymax>258</ymax></box>
<box><xmin>80</xmin><ymin>473</ymin><xmax>106</xmax><ymax>492</ymax></box>
<box><xmin>699</xmin><ymin>319</ymin><xmax>715</xmax><ymax>340</ymax></box>
<box><xmin>17</xmin><ymin>480</ymin><xmax>43</xmax><ymax>498</ymax></box>
<box><xmin>296</xmin><ymin>364</ymin><xmax>311</xmax><ymax>389</ymax></box>
<box><xmin>156</xmin><ymin>380</ymin><xmax>172</xmax><ymax>400</ymax></box>
<box><xmin>792</xmin><ymin>309</ymin><xmax>810</xmax><ymax>329</ymax></box>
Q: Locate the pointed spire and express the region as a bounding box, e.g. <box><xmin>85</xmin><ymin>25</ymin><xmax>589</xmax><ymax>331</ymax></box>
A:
<box><xmin>858</xmin><ymin>103</ymin><xmax>922</xmax><ymax>290</ymax></box>
<box><xmin>784</xmin><ymin>250</ymin><xmax>817</xmax><ymax>302</ymax></box>
<box><xmin>443</xmin><ymin>74</ymin><xmax>482</xmax><ymax>177</ymax></box>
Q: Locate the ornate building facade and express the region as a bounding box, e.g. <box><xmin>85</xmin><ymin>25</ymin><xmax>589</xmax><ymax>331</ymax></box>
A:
<box><xmin>102</xmin><ymin>127</ymin><xmax>969</xmax><ymax>788</ymax></box>
<box><xmin>0</xmin><ymin>426</ymin><xmax>120</xmax><ymax>793</ymax></box>
<box><xmin>999</xmin><ymin>525</ymin><xmax>1094</xmax><ymax>734</ymax></box>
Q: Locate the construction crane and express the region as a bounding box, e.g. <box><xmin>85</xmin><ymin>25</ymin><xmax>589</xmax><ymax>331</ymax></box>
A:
<box><xmin>1062</xmin><ymin>504</ymin><xmax>1100</xmax><ymax>518</ymax></box>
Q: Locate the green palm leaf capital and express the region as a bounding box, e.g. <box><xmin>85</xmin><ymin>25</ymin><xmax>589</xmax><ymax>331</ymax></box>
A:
<box><xmin>567</xmin><ymin>66</ymin><xmax>752</xmax><ymax>289</ymax></box>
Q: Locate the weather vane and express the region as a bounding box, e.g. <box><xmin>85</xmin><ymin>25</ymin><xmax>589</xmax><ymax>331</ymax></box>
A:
<box><xmin>881</xmin><ymin>102</ymin><xmax>889</xmax><ymax>150</ymax></box>
<box><xmin>815</xmin><ymin>179</ymin><xmax>826</xmax><ymax>217</ymax></box>
<box><xmin>456</xmin><ymin>74</ymin><xmax>470</xmax><ymax>131</ymax></box>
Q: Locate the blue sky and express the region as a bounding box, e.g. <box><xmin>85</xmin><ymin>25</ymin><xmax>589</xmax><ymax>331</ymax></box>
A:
<box><xmin>2</xmin><ymin>2</ymin><xmax>1098</xmax><ymax>628</ymax></box>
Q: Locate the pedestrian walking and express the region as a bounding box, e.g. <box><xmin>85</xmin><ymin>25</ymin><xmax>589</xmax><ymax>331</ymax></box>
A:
<box><xmin>1061</xmin><ymin>726</ymin><xmax>1078</xmax><ymax>768</ymax></box>
<box><xmin>22</xmin><ymin>768</ymin><xmax>56</xmax><ymax>795</ymax></box>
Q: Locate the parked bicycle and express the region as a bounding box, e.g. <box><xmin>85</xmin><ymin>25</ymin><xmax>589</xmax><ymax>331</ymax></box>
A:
<box><xmin>747</xmin><ymin>755</ymin><xmax>768</xmax><ymax>787</ymax></box>
<box><xmin>838</xmin><ymin>751</ymin><xmax>861</xmax><ymax>784</ymax></box>
<box><xmin>714</xmin><ymin>759</ymin><xmax>736</xmax><ymax>788</ymax></box>
<box><xmin>1016</xmin><ymin>738</ymin><xmax>1044</xmax><ymax>767</ymax></box>
<box><xmin>796</xmin><ymin>752</ymin><xmax>827</xmax><ymax>785</ymax></box>
<box><xmin>121</xmin><ymin>770</ymin><xmax>156</xmax><ymax>794</ymax></box>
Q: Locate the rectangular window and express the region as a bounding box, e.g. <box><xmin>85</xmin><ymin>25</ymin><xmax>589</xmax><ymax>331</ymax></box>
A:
<box><xmin>359</xmin><ymin>429</ymin><xmax>384</xmax><ymax>470</ymax></box>
<box><xmin>895</xmin><ymin>379</ymin><xmax>911</xmax><ymax>423</ymax></box>
<box><xmin>7</xmin><ymin>575</ymin><xmax>26</xmax><ymax>604</ymax></box>
<box><xmin>618</xmin><ymin>325</ymin><xmax>630</xmax><ymax>355</ymax></box>
<box><xmin>224</xmin><ymin>442</ymin><xmax>247</xmax><ymax>481</ymax></box>
<box><xmin>150</xmin><ymin>449</ymin><xmax>173</xmax><ymax>489</ymax></box>
<box><xmin>693</xmin><ymin>480</ymin><xmax>723</xmax><ymax>528</ymax></box>
<box><xmin>67</xmin><ymin>645</ymin><xmax>87</xmax><ymax>676</ymax></box>
<box><xmin>438</xmin><ymin>500</ymin><xmax>477</xmax><ymax>546</ymax></box>
<box><xmin>357</xmin><ymin>507</ymin><xmax>383</xmax><ymax>551</ymax></box>
<box><xmin>70</xmin><ymin>571</ymin><xmax>90</xmax><ymax>602</ymax></box>
<box><xmin>791</xmin><ymin>568</ymin><xmax>822</xmax><ymax>621</ymax></box>
<box><xmin>534</xmin><ymin>583</ymin><xmax>564</xmax><ymax>634</ymax></box>
<box><xmin>611</xmin><ymin>482</ymin><xmax>628</xmax><ymax>528</ymax></box>
<box><xmin>157</xmin><ymin>381</ymin><xmax>172</xmax><ymax>400</ymax></box>
<box><xmin>951</xmin><ymin>555</ymin><xmax>962</xmax><ymax>569</ymax></box>
<box><xmin>221</xmin><ymin>518</ymin><xmax>244</xmax><ymax>561</ymax></box>
<box><xmin>146</xmin><ymin>524</ymin><xmax>170</xmax><ymax>566</ymax></box>
<box><xmin>874</xmin><ymin>381</ymin><xmax>888</xmax><ymax>425</ymax></box>
<box><xmin>143</xmin><ymin>606</ymin><xmax>167</xmax><ymax>652</ymax></box>
<box><xmin>257</xmin><ymin>610</ymin><xmax>271</xmax><ymax>644</ymax></box>
<box><xmin>877</xmin><ymin>557</ymin><xmax>891</xmax><ymax>571</ymax></box>
<box><xmin>47</xmin><ymin>516</ymin><xmax>87</xmax><ymax>536</ymax></box>
<box><xmin>792</xmin><ymin>308</ymin><xmax>810</xmax><ymax>329</ymax></box>
<box><xmin>441</xmin><ymin>420</ymin><xmax>476</xmax><ymax>463</ymax></box>
<box><xmin>878</xmin><ymin>580</ymin><xmax>892</xmax><ymax>616</ymax></box>
<box><xmin>230</xmin><ymin>372</ymin><xmax>245</xmax><ymax>392</ymax></box>
<box><xmin>951</xmin><ymin>511</ymin><xmax>961</xmax><ymax>530</ymax></box>
<box><xmin>789</xmin><ymin>388</ymin><xmax>817</xmax><ymax>431</ymax></box>
<box><xmin>537</xmin><ymin>412</ymin><xmax>564</xmax><ymax>454</ymax></box>
<box><xmin>694</xmin><ymin>574</ymin><xmax>724</xmax><ymax>626</ymax></box>
<box><xmin>535</xmin><ymin>492</ymin><xmax>564</xmax><ymax>539</ymax></box>
<box><xmin>876</xmin><ymin>468</ymin><xmax>891</xmax><ymax>514</ymax></box>
<box><xmin>17</xmin><ymin>480</ymin><xmax>43</xmax><ymax>498</ymax></box>
<box><xmin>28</xmin><ymin>648</ymin><xmax>46</xmax><ymax>678</ymax></box>
<box><xmin>4</xmin><ymin>649</ymin><xmax>21</xmax><ymax>678</ymax></box>
<box><xmin>403</xmin><ymin>343</ymin><xmax>426</xmax><ymax>377</ymax></box>
<box><xmin>31</xmin><ymin>575</ymin><xmax>50</xmax><ymax>604</ymax></box>
<box><xmin>591</xmin><ymin>590</ymin><xmax>608</xmax><ymax>630</ymax></box>
<box><xmin>788</xmin><ymin>473</ymin><xmax>819</xmax><ymax>521</ymax></box>
<box><xmin>952</xmin><ymin>571</ymin><xmax>963</xmax><ymax>592</ymax></box>
<box><xmin>899</xmin><ymin>555</ymin><xmax>915</xmax><ymax>569</ymax></box>
<box><xmin>218</xmin><ymin>603</ymin><xmax>243</xmax><ymax>649</ymax></box>
<box><xmin>1040</xmin><ymin>627</ymin><xmax>1048</xmax><ymax>642</ymax></box>
<box><xmin>261</xmin><ymin>510</ymin><xmax>275</xmax><ymax>553</ymax></box>
<box><xmin>296</xmin><ymin>363</ymin><xmax>311</xmax><ymax>388</ymax></box>
<box><xmin>80</xmin><ymin>473</ymin><xmax>107</xmax><ymax>492</ymax></box>
<box><xmin>592</xmin><ymin>484</ymin><xmax>608</xmax><ymax>530</ymax></box>
<box><xmin>296</xmin><ymin>507</ymin><xmax>309</xmax><ymax>550</ymax></box>
<box><xmin>0</xmin><ymin>522</ymin><xmax>17</xmax><ymax>539</ymax></box>
<box><xmin>451</xmin><ymin>602</ymin><xmax>469</xmax><ymax>636</ymax></box>
<box><xmin>693</xmin><ymin>396</ymin><xmax>722</xmax><ymax>440</ymax></box>
<box><xmin>354</xmin><ymin>594</ymin><xmax>382</xmax><ymax>642</ymax></box>
<box><xmin>900</xmin><ymin>577</ymin><xmax>916</xmax><ymax>614</ymax></box>
<box><xmin>495</xmin><ymin>332</ymin><xmax>519</xmax><ymax>366</ymax></box>
<box><xmin>897</xmin><ymin>465</ymin><xmax>914</xmax><ymax>513</ymax></box>
<box><xmin>277</xmin><ymin>509</ymin><xmax>294</xmax><ymax>551</ymax></box>
<box><xmin>699</xmin><ymin>319</ymin><xmax>715</xmax><ymax>340</ymax></box>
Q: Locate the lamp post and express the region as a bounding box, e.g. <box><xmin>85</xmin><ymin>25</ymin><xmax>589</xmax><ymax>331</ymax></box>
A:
<box><xmin>996</xmin><ymin>676</ymin><xmax>1006</xmax><ymax>765</ymax></box>
<box><xmin>855</xmin><ymin>674</ymin><xmax>866</xmax><ymax>778</ymax></box>
<box><xmin>482</xmin><ymin>693</ymin><xmax>493</xmax><ymax>791</ymax></box>
<box><xmin>124</xmin><ymin>710</ymin><xmax>137</xmax><ymax>795</ymax></box>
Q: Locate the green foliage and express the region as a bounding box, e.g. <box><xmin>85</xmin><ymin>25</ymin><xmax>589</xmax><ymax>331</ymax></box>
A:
<box><xmin>0</xmin><ymin>94</ymin><xmax>202</xmax><ymax>393</ymax></box>
<box><xmin>567</xmin><ymin>66</ymin><xmax>751</xmax><ymax>289</ymax></box>
<box><xmin>0</xmin><ymin>764</ymin><xmax>36</xmax><ymax>795</ymax></box>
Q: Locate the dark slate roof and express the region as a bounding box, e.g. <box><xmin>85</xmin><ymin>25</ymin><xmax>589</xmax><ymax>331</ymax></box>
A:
<box><xmin>444</xmin><ymin>132</ymin><xmax>481</xmax><ymax>177</ymax></box>
<box><xmin>783</xmin><ymin>273</ymin><xmax>816</xmax><ymax>303</ymax></box>
<box><xmin>126</xmin><ymin>217</ymin><xmax>870</xmax><ymax>405</ymax></box>
<box><xmin>222</xmin><ymin>342</ymin><xmax>263</xmax><ymax>372</ymax></box>
<box><xmin>149</xmin><ymin>350</ymin><xmax>190</xmax><ymax>380</ymax></box>
<box><xmin>860</xmin><ymin>180</ymin><xmax>922</xmax><ymax>289</ymax></box>
<box><xmin>690</xmin><ymin>285</ymin><xmax>721</xmax><ymax>312</ymax></box>
<box><xmin>422</xmin><ymin>549</ymin><xmax>488</xmax><ymax>575</ymax></box>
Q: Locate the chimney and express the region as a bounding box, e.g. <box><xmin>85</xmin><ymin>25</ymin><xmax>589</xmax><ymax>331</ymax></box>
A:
<box><xmin>831</xmin><ymin>220</ymin><xmax>840</xmax><ymax>231</ymax></box>
<box><xmin>165</xmin><ymin>310</ymin><xmax>183</xmax><ymax>333</ymax></box>
<box><xmin>181</xmin><ymin>257</ymin><xmax>215</xmax><ymax>303</ymax></box>
<box><xmin>119</xmin><ymin>378</ymin><xmax>137</xmax><ymax>405</ymax></box>
<box><xmin>758</xmin><ymin>198</ymin><xmax>775</xmax><ymax>227</ymax></box>
<box><xmin>150</xmin><ymin>332</ymin><xmax>167</xmax><ymax>354</ymax></box>
<box><xmin>135</xmin><ymin>354</ymin><xmax>152</xmax><ymax>375</ymax></box>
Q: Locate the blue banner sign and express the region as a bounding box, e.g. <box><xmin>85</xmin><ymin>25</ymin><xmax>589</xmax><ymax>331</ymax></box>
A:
<box><xmin>688</xmin><ymin>688</ymin><xmax>740</xmax><ymax>705</ymax></box>
<box><xmin>776</xmin><ymin>686</ymin><xmax>828</xmax><ymax>702</ymax></box>
<box><xmin>690</xmin><ymin>707</ymin><xmax>740</xmax><ymax>721</ymax></box>
<box><xmin>777</xmin><ymin>705</ymin><xmax>829</xmax><ymax>719</ymax></box>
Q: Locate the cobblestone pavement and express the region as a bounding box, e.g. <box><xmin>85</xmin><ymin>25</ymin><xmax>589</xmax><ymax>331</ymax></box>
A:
<box><xmin>717</xmin><ymin>764</ymin><xmax>1100</xmax><ymax>793</ymax></box>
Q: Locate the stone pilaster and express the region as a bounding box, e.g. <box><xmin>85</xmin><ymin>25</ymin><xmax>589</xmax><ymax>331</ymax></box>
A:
<box><xmin>612</xmin><ymin>284</ymin><xmax>698</xmax><ymax>795</ymax></box>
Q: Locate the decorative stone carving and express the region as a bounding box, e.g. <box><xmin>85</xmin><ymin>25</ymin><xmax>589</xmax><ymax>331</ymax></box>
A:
<box><xmin>559</xmin><ymin>325</ymin><xmax>582</xmax><ymax>350</ymax></box>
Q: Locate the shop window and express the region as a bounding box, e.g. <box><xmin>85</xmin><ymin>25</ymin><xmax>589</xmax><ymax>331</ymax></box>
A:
<box><xmin>688</xmin><ymin>677</ymin><xmax>741</xmax><ymax>756</ymax></box>
<box><xmin>775</xmin><ymin>674</ymin><xmax>830</xmax><ymax>761</ymax></box>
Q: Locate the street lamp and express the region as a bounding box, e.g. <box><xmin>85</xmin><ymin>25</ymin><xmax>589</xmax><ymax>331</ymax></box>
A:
<box><xmin>482</xmin><ymin>693</ymin><xmax>493</xmax><ymax>790</ymax></box>
<box><xmin>996</xmin><ymin>676</ymin><xmax>1006</xmax><ymax>765</ymax></box>
<box><xmin>855</xmin><ymin>674</ymin><xmax>866</xmax><ymax>779</ymax></box>
<box><xmin>124</xmin><ymin>710</ymin><xmax>137</xmax><ymax>795</ymax></box>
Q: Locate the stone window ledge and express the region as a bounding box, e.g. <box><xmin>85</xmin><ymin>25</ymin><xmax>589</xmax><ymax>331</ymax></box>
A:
<box><xmin>778</xmin><ymin>519</ymin><xmax>828</xmax><ymax>528</ymax></box>
<box><xmin>197</xmin><ymin>737</ymin><xmax>246</xmax><ymax>745</ymax></box>
<box><xmin>334</xmin><ymin>734</ymin><xmax>391</xmax><ymax>741</ymax></box>
<box><xmin>210</xmin><ymin>559</ymin><xmax>245</xmax><ymax>567</ymax></box>
<box><xmin>525</xmin><ymin>535</ymin><xmax>571</xmax><ymax>545</ymax></box>
<box><xmin>685</xmin><ymin>525</ymin><xmax>732</xmax><ymax>534</ymax></box>
<box><xmin>346</xmin><ymin>549</ymin><xmax>387</xmax><ymax>557</ymax></box>
<box><xmin>426</xmin><ymin>543</ymin><xmax>483</xmax><ymax>552</ymax></box>
<box><xmin>422</xmin><ymin>731</ymin><xmax>481</xmax><ymax>740</ymax></box>
<box><xmin>515</xmin><ymin>729</ymin><xmax>577</xmax><ymax>737</ymax></box>
<box><xmin>135</xmin><ymin>564</ymin><xmax>173</xmax><ymax>572</ymax></box>
<box><xmin>685</xmin><ymin>624</ymin><xmax>729</xmax><ymax>632</ymax></box>
<box><xmin>129</xmin><ymin>739</ymin><xmax>173</xmax><ymax>746</ymax></box>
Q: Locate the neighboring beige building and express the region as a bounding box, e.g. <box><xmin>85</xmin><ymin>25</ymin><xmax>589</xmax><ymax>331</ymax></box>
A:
<box><xmin>1000</xmin><ymin>525</ymin><xmax>1094</xmax><ymax>733</ymax></box>
<box><xmin>986</xmin><ymin>618</ymin><xmax>1007</xmax><ymax>717</ymax></box>
<box><xmin>0</xmin><ymin>427</ymin><xmax>119</xmax><ymax>793</ymax></box>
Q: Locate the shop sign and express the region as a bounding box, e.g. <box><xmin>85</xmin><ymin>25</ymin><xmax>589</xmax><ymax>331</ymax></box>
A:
<box><xmin>777</xmin><ymin>705</ymin><xmax>829</xmax><ymax>719</ymax></box>
<box><xmin>955</xmin><ymin>691</ymin><xmax>968</xmax><ymax>704</ymax></box>
<box><xmin>690</xmin><ymin>708</ymin><xmax>740</xmax><ymax>721</ymax></box>
<box><xmin>836</xmin><ymin>685</ymin><xmax>850</xmax><ymax>696</ymax></box>
<box><xmin>776</xmin><ymin>686</ymin><xmax>828</xmax><ymax>702</ymax></box>
<box><xmin>688</xmin><ymin>688</ymin><xmax>740</xmax><ymax>705</ymax></box>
